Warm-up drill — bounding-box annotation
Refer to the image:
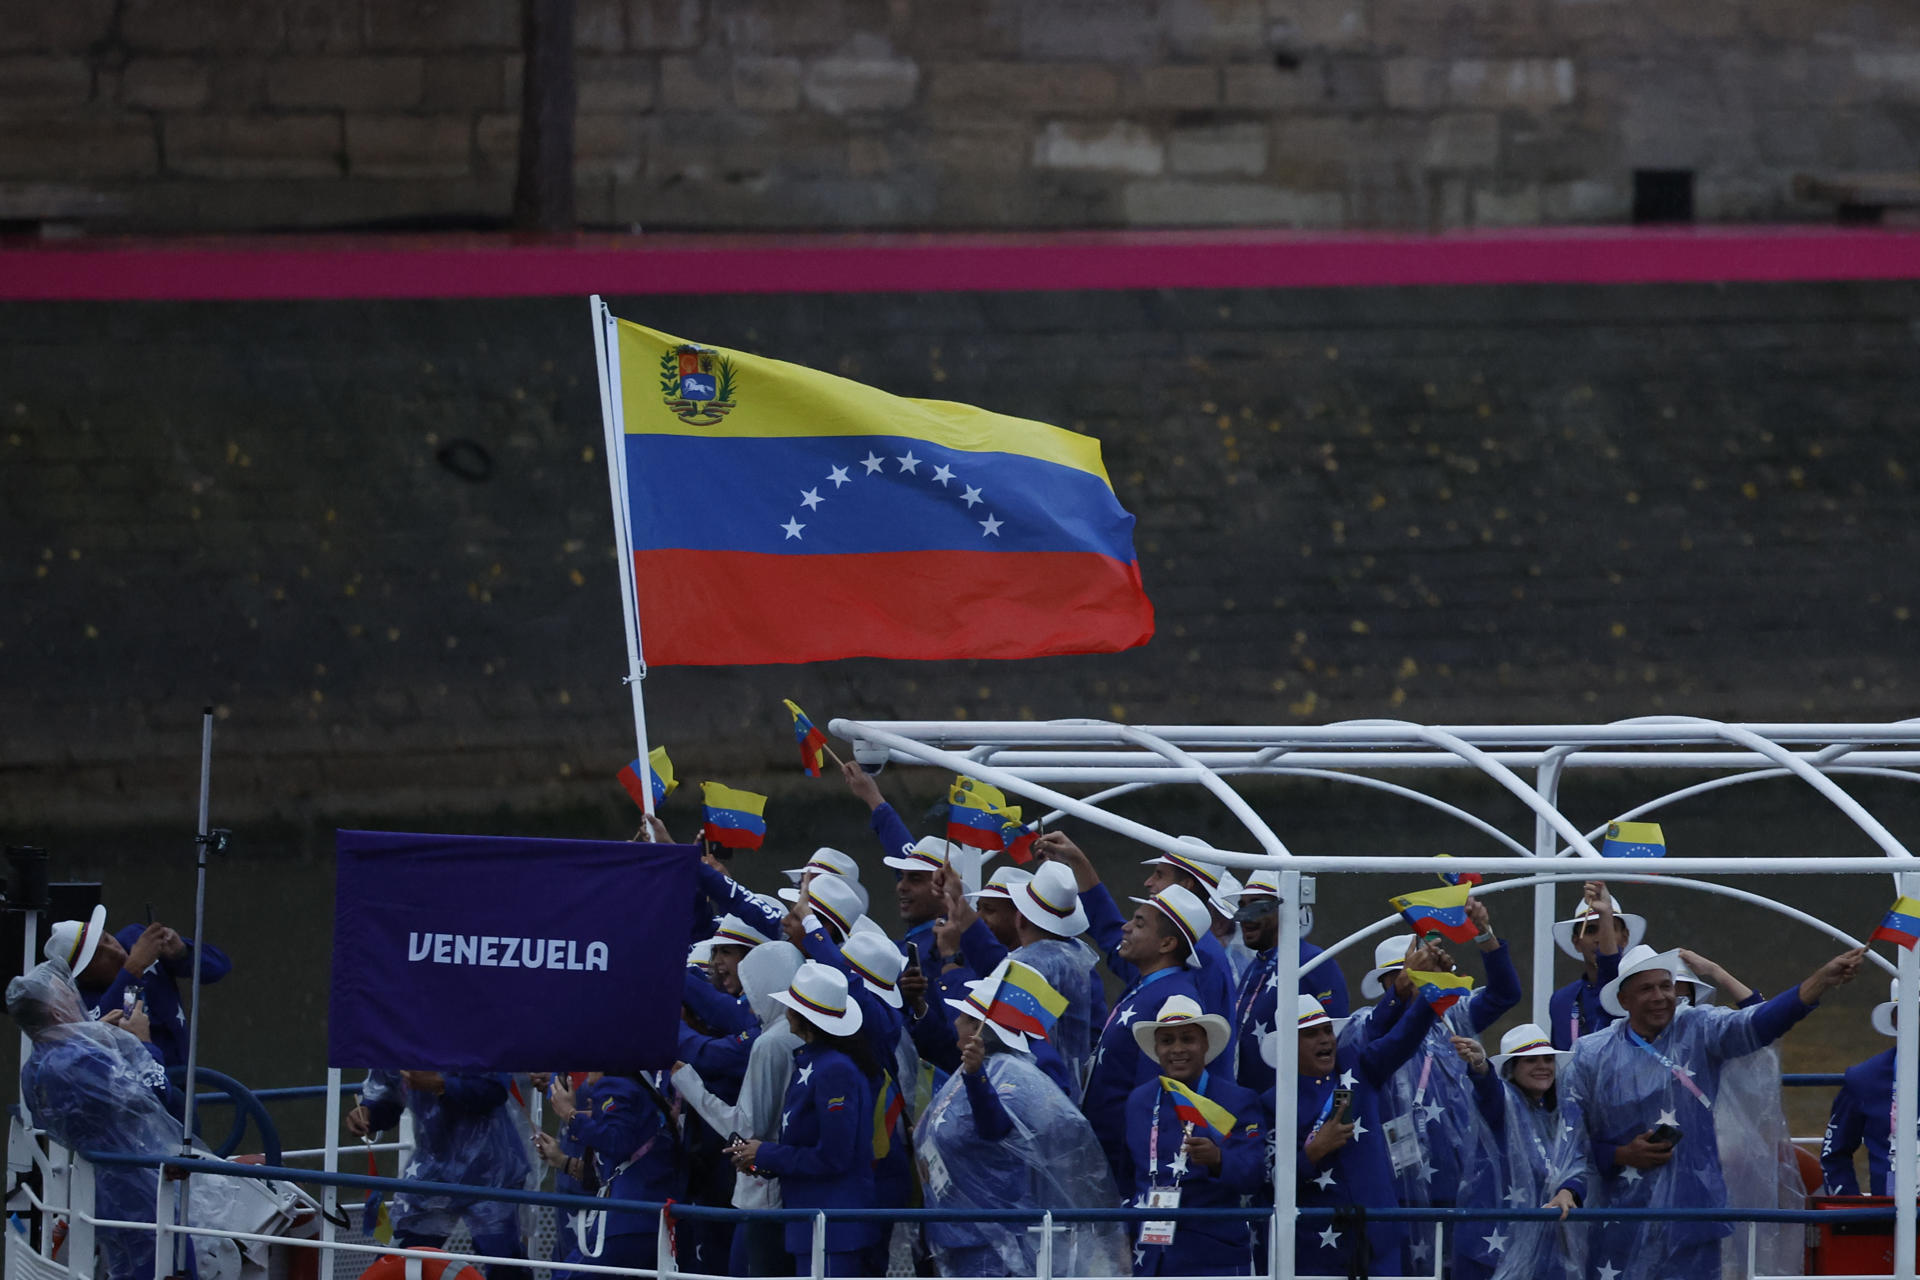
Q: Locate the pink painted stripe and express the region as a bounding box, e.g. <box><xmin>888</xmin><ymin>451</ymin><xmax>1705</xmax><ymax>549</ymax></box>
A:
<box><xmin>3</xmin><ymin>227</ymin><xmax>1920</xmax><ymax>301</ymax></box>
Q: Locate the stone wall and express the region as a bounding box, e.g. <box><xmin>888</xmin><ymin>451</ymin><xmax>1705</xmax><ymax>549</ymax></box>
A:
<box><xmin>3</xmin><ymin>0</ymin><xmax>1919</xmax><ymax>232</ymax></box>
<box><xmin>5</xmin><ymin>281</ymin><xmax>1920</xmax><ymax>834</ymax></box>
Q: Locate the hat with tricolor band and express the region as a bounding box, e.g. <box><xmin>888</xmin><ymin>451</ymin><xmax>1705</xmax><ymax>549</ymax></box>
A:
<box><xmin>1128</xmin><ymin>884</ymin><xmax>1210</xmax><ymax>969</ymax></box>
<box><xmin>771</xmin><ymin>960</ymin><xmax>864</xmax><ymax>1036</ymax></box>
<box><xmin>781</xmin><ymin>846</ymin><xmax>860</xmax><ymax>887</ymax></box>
<box><xmin>883</xmin><ymin>836</ymin><xmax>954</xmax><ymax>873</ymax></box>
<box><xmin>1009</xmin><ymin>861</ymin><xmax>1089</xmax><ymax>937</ymax></box>
<box><xmin>43</xmin><ymin>905</ymin><xmax>107</xmax><ymax>976</ymax></box>
<box><xmin>964</xmin><ymin>866</ymin><xmax>1032</xmax><ymax>905</ymax></box>
<box><xmin>1256</xmin><ymin>995</ymin><xmax>1346</xmax><ymax>1066</ymax></box>
<box><xmin>1130</xmin><ymin>993</ymin><xmax>1231</xmax><ymax>1063</ymax></box>
<box><xmin>804</xmin><ymin>873</ymin><xmax>863</xmax><ymax>940</ymax></box>
<box><xmin>842</xmin><ymin>928</ymin><xmax>905</xmax><ymax>1009</ymax></box>
<box><xmin>708</xmin><ymin>915</ymin><xmax>773</xmax><ymax>950</ymax></box>
<box><xmin>1488</xmin><ymin>1021</ymin><xmax>1570</xmax><ymax>1070</ymax></box>
<box><xmin>1141</xmin><ymin>837</ymin><xmax>1236</xmax><ymax>913</ymax></box>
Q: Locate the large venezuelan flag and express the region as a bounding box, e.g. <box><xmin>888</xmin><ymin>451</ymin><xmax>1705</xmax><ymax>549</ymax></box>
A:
<box><xmin>613</xmin><ymin>319</ymin><xmax>1155</xmax><ymax>665</ymax></box>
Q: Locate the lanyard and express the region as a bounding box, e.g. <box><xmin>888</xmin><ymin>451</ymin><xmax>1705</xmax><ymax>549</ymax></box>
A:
<box><xmin>1105</xmin><ymin>967</ymin><xmax>1178</xmax><ymax>1038</ymax></box>
<box><xmin>1236</xmin><ymin>951</ymin><xmax>1275</xmax><ymax>1033</ymax></box>
<box><xmin>1625</xmin><ymin>1027</ymin><xmax>1712</xmax><ymax>1110</ymax></box>
<box><xmin>1414</xmin><ymin>1051</ymin><xmax>1434</xmax><ymax>1103</ymax></box>
<box><xmin>1149</xmin><ymin>1089</ymin><xmax>1197</xmax><ymax>1186</ymax></box>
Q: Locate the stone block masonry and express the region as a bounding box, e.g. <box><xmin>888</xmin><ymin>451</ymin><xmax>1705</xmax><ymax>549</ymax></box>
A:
<box><xmin>2</xmin><ymin>0</ymin><xmax>1918</xmax><ymax>231</ymax></box>
<box><xmin>4</xmin><ymin>283</ymin><xmax>1920</xmax><ymax>831</ymax></box>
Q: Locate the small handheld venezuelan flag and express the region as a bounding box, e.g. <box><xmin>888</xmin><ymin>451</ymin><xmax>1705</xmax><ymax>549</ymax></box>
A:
<box><xmin>1159</xmin><ymin>1076</ymin><xmax>1239</xmax><ymax>1136</ymax></box>
<box><xmin>947</xmin><ymin>777</ymin><xmax>1012</xmax><ymax>852</ymax></box>
<box><xmin>617</xmin><ymin>745</ymin><xmax>677</xmax><ymax>811</ymax></box>
<box><xmin>1406</xmin><ymin>969</ymin><xmax>1475</xmax><ymax>1015</ymax></box>
<box><xmin>1434</xmin><ymin>853</ymin><xmax>1483</xmax><ymax>888</ymax></box>
<box><xmin>1001</xmin><ymin>816</ymin><xmax>1039</xmax><ymax>865</ymax></box>
<box><xmin>783</xmin><ymin>699</ymin><xmax>830</xmax><ymax>777</ymax></box>
<box><xmin>872</xmin><ymin>1073</ymin><xmax>907</xmax><ymax>1159</ymax></box>
<box><xmin>1872</xmin><ymin>896</ymin><xmax>1920</xmax><ymax>951</ymax></box>
<box><xmin>992</xmin><ymin>961</ymin><xmax>1069</xmax><ymax>1038</ymax></box>
<box><xmin>1600</xmin><ymin>821</ymin><xmax>1666</xmax><ymax>858</ymax></box>
<box><xmin>700</xmin><ymin>781</ymin><xmax>768</xmax><ymax>850</ymax></box>
<box><xmin>1389</xmin><ymin>884</ymin><xmax>1479</xmax><ymax>943</ymax></box>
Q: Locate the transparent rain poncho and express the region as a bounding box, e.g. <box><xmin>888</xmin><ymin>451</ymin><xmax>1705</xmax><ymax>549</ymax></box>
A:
<box><xmin>913</xmin><ymin>1049</ymin><xmax>1129</xmax><ymax>1278</ymax></box>
<box><xmin>359</xmin><ymin>1068</ymin><xmax>533</xmax><ymax>1241</ymax></box>
<box><xmin>1457</xmin><ymin>1070</ymin><xmax>1584</xmax><ymax>1280</ymax></box>
<box><xmin>1551</xmin><ymin>998</ymin><xmax>1805</xmax><ymax>1280</ymax></box>
<box><xmin>10</xmin><ymin>958</ymin><xmax>268</xmax><ymax>1280</ymax></box>
<box><xmin>1714</xmin><ymin>1044</ymin><xmax>1804</xmax><ymax>1279</ymax></box>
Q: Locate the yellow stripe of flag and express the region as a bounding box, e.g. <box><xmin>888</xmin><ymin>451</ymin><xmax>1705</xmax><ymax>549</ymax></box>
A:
<box><xmin>700</xmin><ymin>781</ymin><xmax>767</xmax><ymax>817</ymax></box>
<box><xmin>1159</xmin><ymin>1075</ymin><xmax>1238</xmax><ymax>1136</ymax></box>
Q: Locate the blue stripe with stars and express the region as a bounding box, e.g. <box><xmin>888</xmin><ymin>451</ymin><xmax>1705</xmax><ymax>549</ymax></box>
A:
<box><xmin>625</xmin><ymin>433</ymin><xmax>1140</xmax><ymax>561</ymax></box>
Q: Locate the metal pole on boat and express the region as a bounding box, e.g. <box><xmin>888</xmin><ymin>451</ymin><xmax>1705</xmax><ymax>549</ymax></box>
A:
<box><xmin>173</xmin><ymin>707</ymin><xmax>218</xmax><ymax>1274</ymax></box>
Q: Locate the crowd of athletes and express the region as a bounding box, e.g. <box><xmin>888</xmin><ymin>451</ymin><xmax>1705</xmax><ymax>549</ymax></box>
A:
<box><xmin>8</xmin><ymin>760</ymin><xmax>1894</xmax><ymax>1280</ymax></box>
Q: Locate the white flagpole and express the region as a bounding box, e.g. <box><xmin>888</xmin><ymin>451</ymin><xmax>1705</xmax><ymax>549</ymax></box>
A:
<box><xmin>590</xmin><ymin>295</ymin><xmax>655</xmax><ymax>817</ymax></box>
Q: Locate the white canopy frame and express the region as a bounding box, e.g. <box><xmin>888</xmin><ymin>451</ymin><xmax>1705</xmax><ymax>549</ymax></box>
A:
<box><xmin>829</xmin><ymin>716</ymin><xmax>1920</xmax><ymax>1280</ymax></box>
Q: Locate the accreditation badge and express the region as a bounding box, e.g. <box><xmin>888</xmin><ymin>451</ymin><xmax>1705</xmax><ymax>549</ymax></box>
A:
<box><xmin>1139</xmin><ymin>1187</ymin><xmax>1182</xmax><ymax>1247</ymax></box>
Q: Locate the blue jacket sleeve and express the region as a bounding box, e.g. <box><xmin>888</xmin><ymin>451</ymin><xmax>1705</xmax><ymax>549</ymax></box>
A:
<box><xmin>1360</xmin><ymin>990</ymin><xmax>1409</xmax><ymax>1044</ymax></box>
<box><xmin>1743</xmin><ymin>986</ymin><xmax>1817</xmax><ymax>1049</ymax></box>
<box><xmin>908</xmin><ymin>1001</ymin><xmax>960</xmax><ymax>1072</ymax></box>
<box><xmin>1315</xmin><ymin>954</ymin><xmax>1351</xmax><ymax>1019</ymax></box>
<box><xmin>683</xmin><ymin>968</ymin><xmax>758</xmax><ymax>1035</ymax></box>
<box><xmin>753</xmin><ymin>1069</ymin><xmax>865</xmax><ymax>1180</ymax></box>
<box><xmin>958</xmin><ymin>919</ymin><xmax>1008</xmax><ymax>977</ymax></box>
<box><xmin>570</xmin><ymin>1085</ymin><xmax>658</xmax><ymax>1159</ymax></box>
<box><xmin>1212</xmin><ymin>1118</ymin><xmax>1266</xmax><ymax>1192</ymax></box>
<box><xmin>1466</xmin><ymin>941</ymin><xmax>1522</xmax><ymax>1033</ymax></box>
<box><xmin>962</xmin><ymin>1068</ymin><xmax>1014</xmax><ymax>1141</ymax></box>
<box><xmin>1080</xmin><ymin>884</ymin><xmax>1138</xmax><ymax>985</ymax></box>
<box><xmin>1358</xmin><ymin>998</ymin><xmax>1436</xmax><ymax>1089</ymax></box>
<box><xmin>164</xmin><ymin>938</ymin><xmax>232</xmax><ymax>984</ymax></box>
<box><xmin>1821</xmin><ymin>1083</ymin><xmax>1866</xmax><ymax>1195</ymax></box>
<box><xmin>870</xmin><ymin>803</ymin><xmax>916</xmax><ymax>863</ymax></box>
<box><xmin>679</xmin><ymin>1023</ymin><xmax>755</xmax><ymax>1079</ymax></box>
<box><xmin>439</xmin><ymin>1073</ymin><xmax>509</xmax><ymax>1115</ymax></box>
<box><xmin>1469</xmin><ymin>1069</ymin><xmax>1507</xmax><ymax>1133</ymax></box>
<box><xmin>800</xmin><ymin>926</ymin><xmax>850</xmax><ymax>973</ymax></box>
<box><xmin>694</xmin><ymin>861</ymin><xmax>784</xmax><ymax>940</ymax></box>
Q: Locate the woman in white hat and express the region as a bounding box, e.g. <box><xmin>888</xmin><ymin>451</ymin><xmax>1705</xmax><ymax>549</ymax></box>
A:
<box><xmin>1449</xmin><ymin>1024</ymin><xmax>1573</xmax><ymax>1280</ymax></box>
<box><xmin>726</xmin><ymin>962</ymin><xmax>883</xmax><ymax>1277</ymax></box>
<box><xmin>1122</xmin><ymin>994</ymin><xmax>1265</xmax><ymax>1277</ymax></box>
<box><xmin>914</xmin><ymin>960</ymin><xmax>1128</xmax><ymax>1278</ymax></box>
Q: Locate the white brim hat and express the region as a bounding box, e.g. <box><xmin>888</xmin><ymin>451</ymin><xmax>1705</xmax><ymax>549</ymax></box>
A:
<box><xmin>780</xmin><ymin>878</ymin><xmax>870</xmax><ymax>916</ymax></box>
<box><xmin>1261</xmin><ymin>996</ymin><xmax>1350</xmax><ymax>1065</ymax></box>
<box><xmin>964</xmin><ymin>867</ymin><xmax>1032</xmax><ymax>904</ymax></box>
<box><xmin>1010</xmin><ymin>862</ymin><xmax>1088</xmax><ymax>937</ymax></box>
<box><xmin>945</xmin><ymin>967</ymin><xmax>1034</xmax><ymax>1052</ymax></box>
<box><xmin>687</xmin><ymin>938</ymin><xmax>714</xmax><ymax>967</ymax></box>
<box><xmin>1874</xmin><ymin>979</ymin><xmax>1900</xmax><ymax>1038</ymax></box>
<box><xmin>782</xmin><ymin>847</ymin><xmax>859</xmax><ymax>885</ymax></box>
<box><xmin>1599</xmin><ymin>944</ymin><xmax>1682</xmax><ymax>1018</ymax></box>
<box><xmin>1141</xmin><ymin>839</ymin><xmax>1237</xmax><ymax>915</ymax></box>
<box><xmin>771</xmin><ymin>960</ymin><xmax>864</xmax><ymax>1037</ymax></box>
<box><xmin>1672</xmin><ymin>955</ymin><xmax>1716</xmax><ymax>1006</ymax></box>
<box><xmin>44</xmin><ymin>905</ymin><xmax>107</xmax><ymax>976</ymax></box>
<box><xmin>1489</xmin><ymin>1022</ymin><xmax>1571</xmax><ymax>1071</ymax></box>
<box><xmin>1552</xmin><ymin>895</ymin><xmax>1648</xmax><ymax>960</ymax></box>
<box><xmin>708</xmin><ymin>915</ymin><xmax>773</xmax><ymax>950</ymax></box>
<box><xmin>884</xmin><ymin>836</ymin><xmax>953</xmax><ymax>873</ymax></box>
<box><xmin>1131</xmin><ymin>993</ymin><xmax>1231</xmax><ymax>1064</ymax></box>
<box><xmin>842</xmin><ymin>927</ymin><xmax>905</xmax><ymax>1009</ymax></box>
<box><xmin>1129</xmin><ymin>884</ymin><xmax>1210</xmax><ymax>969</ymax></box>
<box><xmin>1361</xmin><ymin>934</ymin><xmax>1418</xmax><ymax>1001</ymax></box>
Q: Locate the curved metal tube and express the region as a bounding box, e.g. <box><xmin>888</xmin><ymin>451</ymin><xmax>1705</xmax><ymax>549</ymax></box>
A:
<box><xmin>1301</xmin><ymin>870</ymin><xmax>1897</xmax><ymax>980</ymax></box>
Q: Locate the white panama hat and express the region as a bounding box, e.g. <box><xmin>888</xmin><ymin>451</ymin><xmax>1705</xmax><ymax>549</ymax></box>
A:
<box><xmin>45</xmin><ymin>905</ymin><xmax>108</xmax><ymax>976</ymax></box>
<box><xmin>1127</xmin><ymin>884</ymin><xmax>1211</xmax><ymax>969</ymax></box>
<box><xmin>782</xmin><ymin>846</ymin><xmax>859</xmax><ymax>885</ymax></box>
<box><xmin>1488</xmin><ymin>1022</ymin><xmax>1570</xmax><ymax>1071</ymax></box>
<box><xmin>1599</xmin><ymin>944</ymin><xmax>1684</xmax><ymax>1018</ymax></box>
<box><xmin>708</xmin><ymin>914</ymin><xmax>773</xmax><ymax>950</ymax></box>
<box><xmin>1010</xmin><ymin>861</ymin><xmax>1089</xmax><ymax>937</ymax></box>
<box><xmin>884</xmin><ymin>836</ymin><xmax>954</xmax><ymax>873</ymax></box>
<box><xmin>771</xmin><ymin>960</ymin><xmax>865</xmax><ymax>1037</ymax></box>
<box><xmin>804</xmin><ymin>873</ymin><xmax>865</xmax><ymax>940</ymax></box>
<box><xmin>1552</xmin><ymin>894</ymin><xmax>1648</xmax><ymax>960</ymax></box>
<box><xmin>1132</xmin><ymin>993</ymin><xmax>1232</xmax><ymax>1064</ymax></box>
<box><xmin>1874</xmin><ymin>979</ymin><xmax>1900</xmax><ymax>1038</ymax></box>
<box><xmin>1260</xmin><ymin>995</ymin><xmax>1346</xmax><ymax>1066</ymax></box>
<box><xmin>964</xmin><ymin>866</ymin><xmax>1032</xmax><ymax>905</ymax></box>
<box><xmin>1141</xmin><ymin>837</ymin><xmax>1237</xmax><ymax>915</ymax></box>
<box><xmin>1361</xmin><ymin>934</ymin><xmax>1419</xmax><ymax>1001</ymax></box>
<box><xmin>842</xmin><ymin>929</ymin><xmax>906</xmax><ymax>1009</ymax></box>
<box><xmin>943</xmin><ymin>958</ymin><xmax>1043</xmax><ymax>1052</ymax></box>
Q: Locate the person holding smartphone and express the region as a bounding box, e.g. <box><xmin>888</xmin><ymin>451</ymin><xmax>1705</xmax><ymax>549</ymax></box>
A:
<box><xmin>532</xmin><ymin>1071</ymin><xmax>682</xmax><ymax>1279</ymax></box>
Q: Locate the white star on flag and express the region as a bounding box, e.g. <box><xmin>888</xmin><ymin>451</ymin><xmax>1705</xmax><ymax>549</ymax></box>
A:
<box><xmin>827</xmin><ymin>465</ymin><xmax>850</xmax><ymax>487</ymax></box>
<box><xmin>979</xmin><ymin>514</ymin><xmax>1003</xmax><ymax>536</ymax></box>
<box><xmin>897</xmin><ymin>451</ymin><xmax>921</xmax><ymax>474</ymax></box>
<box><xmin>960</xmin><ymin>485</ymin><xmax>983</xmax><ymax>508</ymax></box>
<box><xmin>931</xmin><ymin>464</ymin><xmax>954</xmax><ymax>485</ymax></box>
<box><xmin>781</xmin><ymin>517</ymin><xmax>805</xmax><ymax>540</ymax></box>
<box><xmin>861</xmin><ymin>452</ymin><xmax>885</xmax><ymax>474</ymax></box>
<box><xmin>800</xmin><ymin>487</ymin><xmax>823</xmax><ymax>510</ymax></box>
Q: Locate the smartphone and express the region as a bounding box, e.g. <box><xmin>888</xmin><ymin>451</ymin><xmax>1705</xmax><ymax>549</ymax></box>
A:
<box><xmin>906</xmin><ymin>942</ymin><xmax>922</xmax><ymax>971</ymax></box>
<box><xmin>726</xmin><ymin>1131</ymin><xmax>744</xmax><ymax>1147</ymax></box>
<box><xmin>1648</xmin><ymin>1123</ymin><xmax>1682</xmax><ymax>1146</ymax></box>
<box><xmin>1330</xmin><ymin>1088</ymin><xmax>1353</xmax><ymax>1126</ymax></box>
